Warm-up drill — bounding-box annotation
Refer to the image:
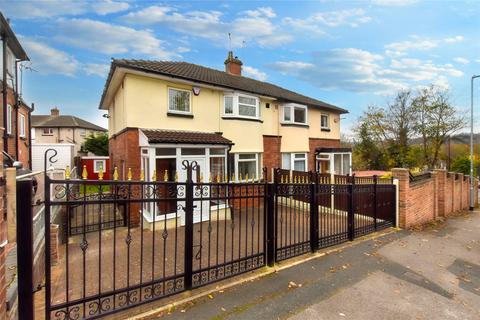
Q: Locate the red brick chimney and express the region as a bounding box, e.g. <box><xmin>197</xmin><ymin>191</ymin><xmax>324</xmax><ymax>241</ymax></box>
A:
<box><xmin>51</xmin><ymin>107</ymin><xmax>59</xmax><ymax>116</ymax></box>
<box><xmin>224</xmin><ymin>51</ymin><xmax>242</xmax><ymax>76</ymax></box>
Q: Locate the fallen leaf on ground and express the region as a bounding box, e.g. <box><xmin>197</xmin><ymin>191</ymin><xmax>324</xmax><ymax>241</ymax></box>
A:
<box><xmin>339</xmin><ymin>312</ymin><xmax>346</xmax><ymax>317</ymax></box>
<box><xmin>288</xmin><ymin>281</ymin><xmax>299</xmax><ymax>288</ymax></box>
<box><xmin>208</xmin><ymin>294</ymin><xmax>214</xmax><ymax>299</ymax></box>
<box><xmin>221</xmin><ymin>307</ymin><xmax>226</xmax><ymax>312</ymax></box>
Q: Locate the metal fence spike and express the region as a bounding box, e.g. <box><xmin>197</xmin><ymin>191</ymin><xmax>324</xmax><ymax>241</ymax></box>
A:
<box><xmin>82</xmin><ymin>165</ymin><xmax>88</xmax><ymax>180</ymax></box>
<box><xmin>113</xmin><ymin>166</ymin><xmax>119</xmax><ymax>181</ymax></box>
<box><xmin>65</xmin><ymin>165</ymin><xmax>71</xmax><ymax>180</ymax></box>
<box><xmin>127</xmin><ymin>168</ymin><xmax>132</xmax><ymax>181</ymax></box>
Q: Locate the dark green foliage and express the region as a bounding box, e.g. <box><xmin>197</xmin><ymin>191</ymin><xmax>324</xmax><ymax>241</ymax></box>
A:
<box><xmin>82</xmin><ymin>133</ymin><xmax>108</xmax><ymax>156</ymax></box>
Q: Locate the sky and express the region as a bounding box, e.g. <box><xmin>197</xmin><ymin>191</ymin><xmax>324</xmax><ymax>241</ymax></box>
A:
<box><xmin>2</xmin><ymin>0</ymin><xmax>480</xmax><ymax>135</ymax></box>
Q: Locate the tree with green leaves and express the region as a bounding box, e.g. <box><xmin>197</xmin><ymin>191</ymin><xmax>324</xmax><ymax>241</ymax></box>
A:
<box><xmin>82</xmin><ymin>133</ymin><xmax>109</xmax><ymax>156</ymax></box>
<box><xmin>412</xmin><ymin>86</ymin><xmax>465</xmax><ymax>167</ymax></box>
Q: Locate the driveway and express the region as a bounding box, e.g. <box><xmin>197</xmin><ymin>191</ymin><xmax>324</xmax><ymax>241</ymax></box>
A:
<box><xmin>138</xmin><ymin>210</ymin><xmax>480</xmax><ymax>319</ymax></box>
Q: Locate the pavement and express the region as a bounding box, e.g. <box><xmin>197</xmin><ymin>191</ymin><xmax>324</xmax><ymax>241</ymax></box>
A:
<box><xmin>136</xmin><ymin>209</ymin><xmax>480</xmax><ymax>320</ymax></box>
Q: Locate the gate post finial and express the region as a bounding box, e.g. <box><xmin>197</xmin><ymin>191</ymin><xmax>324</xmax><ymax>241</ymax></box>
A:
<box><xmin>82</xmin><ymin>165</ymin><xmax>88</xmax><ymax>180</ymax></box>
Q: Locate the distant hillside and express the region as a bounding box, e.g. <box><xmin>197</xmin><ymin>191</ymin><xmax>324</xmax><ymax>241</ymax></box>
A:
<box><xmin>410</xmin><ymin>133</ymin><xmax>480</xmax><ymax>145</ymax></box>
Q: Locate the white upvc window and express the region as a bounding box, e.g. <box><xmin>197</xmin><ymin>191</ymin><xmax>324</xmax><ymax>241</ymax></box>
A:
<box><xmin>19</xmin><ymin>114</ymin><xmax>25</xmax><ymax>137</ymax></box>
<box><xmin>321</xmin><ymin>113</ymin><xmax>330</xmax><ymax>129</ymax></box>
<box><xmin>235</xmin><ymin>153</ymin><xmax>260</xmax><ymax>181</ymax></box>
<box><xmin>6</xmin><ymin>104</ymin><xmax>12</xmax><ymax>134</ymax></box>
<box><xmin>223</xmin><ymin>93</ymin><xmax>260</xmax><ymax>119</ymax></box>
<box><xmin>94</xmin><ymin>159</ymin><xmax>106</xmax><ymax>173</ymax></box>
<box><xmin>282</xmin><ymin>103</ymin><xmax>308</xmax><ymax>125</ymax></box>
<box><xmin>282</xmin><ymin>153</ymin><xmax>308</xmax><ymax>172</ymax></box>
<box><xmin>42</xmin><ymin>128</ymin><xmax>53</xmax><ymax>135</ymax></box>
<box><xmin>168</xmin><ymin>87</ymin><xmax>191</xmax><ymax>114</ymax></box>
<box><xmin>79</xmin><ymin>128</ymin><xmax>87</xmax><ymax>137</ymax></box>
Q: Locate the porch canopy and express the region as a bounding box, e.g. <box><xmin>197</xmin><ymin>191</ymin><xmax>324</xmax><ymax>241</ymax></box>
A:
<box><xmin>142</xmin><ymin>129</ymin><xmax>234</xmax><ymax>145</ymax></box>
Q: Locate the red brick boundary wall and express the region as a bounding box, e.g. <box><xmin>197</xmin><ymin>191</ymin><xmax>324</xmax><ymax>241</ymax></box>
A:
<box><xmin>392</xmin><ymin>168</ymin><xmax>478</xmax><ymax>229</ymax></box>
<box><xmin>0</xmin><ymin>127</ymin><xmax>6</xmax><ymax>319</ymax></box>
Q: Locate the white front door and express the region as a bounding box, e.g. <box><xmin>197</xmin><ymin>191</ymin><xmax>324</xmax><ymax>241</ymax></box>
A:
<box><xmin>178</xmin><ymin>157</ymin><xmax>210</xmax><ymax>225</ymax></box>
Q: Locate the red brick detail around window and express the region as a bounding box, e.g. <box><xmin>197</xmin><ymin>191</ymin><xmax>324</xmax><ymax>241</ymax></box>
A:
<box><xmin>262</xmin><ymin>135</ymin><xmax>281</xmax><ymax>181</ymax></box>
<box><xmin>308</xmin><ymin>138</ymin><xmax>341</xmax><ymax>171</ymax></box>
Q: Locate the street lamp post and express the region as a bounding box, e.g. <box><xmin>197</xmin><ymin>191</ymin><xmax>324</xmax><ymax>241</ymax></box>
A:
<box><xmin>470</xmin><ymin>75</ymin><xmax>480</xmax><ymax>210</ymax></box>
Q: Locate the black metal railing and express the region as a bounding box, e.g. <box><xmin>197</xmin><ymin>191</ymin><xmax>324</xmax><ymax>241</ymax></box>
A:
<box><xmin>17</xmin><ymin>151</ymin><xmax>396</xmax><ymax>320</ymax></box>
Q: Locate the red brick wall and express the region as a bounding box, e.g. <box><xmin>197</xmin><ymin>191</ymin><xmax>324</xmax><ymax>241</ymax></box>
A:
<box><xmin>0</xmin><ymin>85</ymin><xmax>30</xmax><ymax>166</ymax></box>
<box><xmin>262</xmin><ymin>135</ymin><xmax>281</xmax><ymax>182</ymax></box>
<box><xmin>308</xmin><ymin>138</ymin><xmax>341</xmax><ymax>171</ymax></box>
<box><xmin>393</xmin><ymin>168</ymin><xmax>478</xmax><ymax>229</ymax></box>
<box><xmin>109</xmin><ymin>128</ymin><xmax>141</xmax><ymax>225</ymax></box>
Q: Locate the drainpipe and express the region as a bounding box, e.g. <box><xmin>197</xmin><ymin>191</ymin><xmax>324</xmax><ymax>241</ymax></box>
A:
<box><xmin>14</xmin><ymin>59</ymin><xmax>19</xmax><ymax>159</ymax></box>
<box><xmin>28</xmin><ymin>103</ymin><xmax>33</xmax><ymax>169</ymax></box>
<box><xmin>227</xmin><ymin>145</ymin><xmax>232</xmax><ymax>182</ymax></box>
<box><xmin>2</xmin><ymin>33</ymin><xmax>8</xmax><ymax>153</ymax></box>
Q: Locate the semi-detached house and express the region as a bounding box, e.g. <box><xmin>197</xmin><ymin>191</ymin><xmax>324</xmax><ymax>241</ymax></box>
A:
<box><xmin>99</xmin><ymin>52</ymin><xmax>351</xmax><ymax>223</ymax></box>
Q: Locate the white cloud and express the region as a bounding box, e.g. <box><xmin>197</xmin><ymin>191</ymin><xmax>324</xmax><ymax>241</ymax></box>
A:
<box><xmin>269</xmin><ymin>48</ymin><xmax>463</xmax><ymax>95</ymax></box>
<box><xmin>123</xmin><ymin>6</ymin><xmax>291</xmax><ymax>48</ymax></box>
<box><xmin>0</xmin><ymin>0</ymin><xmax>129</xmax><ymax>18</ymax></box>
<box><xmin>243</xmin><ymin>66</ymin><xmax>268</xmax><ymax>81</ymax></box>
<box><xmin>385</xmin><ymin>36</ymin><xmax>438</xmax><ymax>52</ymax></box>
<box><xmin>453</xmin><ymin>57</ymin><xmax>469</xmax><ymax>64</ymax></box>
<box><xmin>283</xmin><ymin>9</ymin><xmax>371</xmax><ymax>35</ymax></box>
<box><xmin>20</xmin><ymin>37</ymin><xmax>79</xmax><ymax>76</ymax></box>
<box><xmin>55</xmin><ymin>18</ymin><xmax>178</xmax><ymax>59</ymax></box>
<box><xmin>91</xmin><ymin>0</ymin><xmax>130</xmax><ymax>15</ymax></box>
<box><xmin>444</xmin><ymin>35</ymin><xmax>464</xmax><ymax>43</ymax></box>
<box><xmin>385</xmin><ymin>35</ymin><xmax>465</xmax><ymax>54</ymax></box>
<box><xmin>83</xmin><ymin>63</ymin><xmax>110</xmax><ymax>77</ymax></box>
<box><xmin>371</xmin><ymin>0</ymin><xmax>417</xmax><ymax>6</ymax></box>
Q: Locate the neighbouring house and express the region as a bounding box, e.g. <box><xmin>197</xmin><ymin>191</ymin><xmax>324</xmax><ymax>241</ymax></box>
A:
<box><xmin>99</xmin><ymin>52</ymin><xmax>351</xmax><ymax>223</ymax></box>
<box><xmin>0</xmin><ymin>13</ymin><xmax>32</xmax><ymax>168</ymax></box>
<box><xmin>31</xmin><ymin>107</ymin><xmax>107</xmax><ymax>156</ymax></box>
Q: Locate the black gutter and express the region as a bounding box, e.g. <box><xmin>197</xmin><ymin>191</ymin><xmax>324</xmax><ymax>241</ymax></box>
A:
<box><xmin>99</xmin><ymin>62</ymin><xmax>349</xmax><ymax>114</ymax></box>
<box><xmin>2</xmin><ymin>33</ymin><xmax>7</xmax><ymax>153</ymax></box>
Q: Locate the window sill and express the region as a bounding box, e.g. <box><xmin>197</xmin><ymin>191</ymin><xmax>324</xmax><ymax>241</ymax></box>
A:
<box><xmin>167</xmin><ymin>112</ymin><xmax>194</xmax><ymax>118</ymax></box>
<box><xmin>222</xmin><ymin>116</ymin><xmax>263</xmax><ymax>123</ymax></box>
<box><xmin>280</xmin><ymin>123</ymin><xmax>309</xmax><ymax>128</ymax></box>
<box><xmin>321</xmin><ymin>128</ymin><xmax>331</xmax><ymax>132</ymax></box>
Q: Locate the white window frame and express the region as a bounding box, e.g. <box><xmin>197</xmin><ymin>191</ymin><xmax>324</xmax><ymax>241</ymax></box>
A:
<box><xmin>93</xmin><ymin>159</ymin><xmax>106</xmax><ymax>173</ymax></box>
<box><xmin>79</xmin><ymin>128</ymin><xmax>87</xmax><ymax>137</ymax></box>
<box><xmin>19</xmin><ymin>114</ymin><xmax>25</xmax><ymax>137</ymax></box>
<box><xmin>316</xmin><ymin>152</ymin><xmax>351</xmax><ymax>175</ymax></box>
<box><xmin>281</xmin><ymin>103</ymin><xmax>308</xmax><ymax>125</ymax></box>
<box><xmin>234</xmin><ymin>153</ymin><xmax>260</xmax><ymax>182</ymax></box>
<box><xmin>223</xmin><ymin>92</ymin><xmax>260</xmax><ymax>120</ymax></box>
<box><xmin>282</xmin><ymin>153</ymin><xmax>308</xmax><ymax>172</ymax></box>
<box><xmin>168</xmin><ymin>87</ymin><xmax>192</xmax><ymax>114</ymax></box>
<box><xmin>321</xmin><ymin>113</ymin><xmax>330</xmax><ymax>129</ymax></box>
<box><xmin>6</xmin><ymin>104</ymin><xmax>12</xmax><ymax>134</ymax></box>
<box><xmin>42</xmin><ymin>128</ymin><xmax>54</xmax><ymax>136</ymax></box>
<box><xmin>6</xmin><ymin>48</ymin><xmax>15</xmax><ymax>78</ymax></box>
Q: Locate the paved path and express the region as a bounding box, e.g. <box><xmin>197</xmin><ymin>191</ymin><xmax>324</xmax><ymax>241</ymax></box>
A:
<box><xmin>139</xmin><ymin>210</ymin><xmax>480</xmax><ymax>320</ymax></box>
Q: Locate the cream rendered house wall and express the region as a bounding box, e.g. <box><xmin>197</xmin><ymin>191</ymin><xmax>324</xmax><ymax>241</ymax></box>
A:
<box><xmin>34</xmin><ymin>127</ymin><xmax>105</xmax><ymax>154</ymax></box>
<box><xmin>110</xmin><ymin>73</ymin><xmax>341</xmax><ymax>153</ymax></box>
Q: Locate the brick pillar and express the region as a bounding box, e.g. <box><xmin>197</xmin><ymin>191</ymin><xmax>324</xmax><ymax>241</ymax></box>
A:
<box><xmin>449</xmin><ymin>172</ymin><xmax>456</xmax><ymax>214</ymax></box>
<box><xmin>392</xmin><ymin>168</ymin><xmax>409</xmax><ymax>228</ymax></box>
<box><xmin>431</xmin><ymin>171</ymin><xmax>439</xmax><ymax>220</ymax></box>
<box><xmin>433</xmin><ymin>169</ymin><xmax>447</xmax><ymax>217</ymax></box>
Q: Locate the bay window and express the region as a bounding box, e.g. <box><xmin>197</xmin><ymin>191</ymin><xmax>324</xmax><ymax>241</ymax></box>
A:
<box><xmin>168</xmin><ymin>88</ymin><xmax>191</xmax><ymax>114</ymax></box>
<box><xmin>223</xmin><ymin>93</ymin><xmax>259</xmax><ymax>119</ymax></box>
<box><xmin>282</xmin><ymin>103</ymin><xmax>308</xmax><ymax>125</ymax></box>
<box><xmin>282</xmin><ymin>153</ymin><xmax>308</xmax><ymax>172</ymax></box>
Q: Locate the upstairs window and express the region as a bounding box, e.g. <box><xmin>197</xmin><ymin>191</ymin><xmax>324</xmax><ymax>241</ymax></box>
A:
<box><xmin>168</xmin><ymin>88</ymin><xmax>191</xmax><ymax>114</ymax></box>
<box><xmin>42</xmin><ymin>128</ymin><xmax>53</xmax><ymax>135</ymax></box>
<box><xmin>79</xmin><ymin>128</ymin><xmax>87</xmax><ymax>137</ymax></box>
<box><xmin>6</xmin><ymin>105</ymin><xmax>12</xmax><ymax>134</ymax></box>
<box><xmin>19</xmin><ymin>114</ymin><xmax>25</xmax><ymax>137</ymax></box>
<box><xmin>223</xmin><ymin>93</ymin><xmax>259</xmax><ymax>119</ymax></box>
<box><xmin>321</xmin><ymin>114</ymin><xmax>330</xmax><ymax>129</ymax></box>
<box><xmin>282</xmin><ymin>104</ymin><xmax>307</xmax><ymax>125</ymax></box>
